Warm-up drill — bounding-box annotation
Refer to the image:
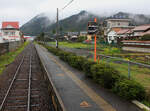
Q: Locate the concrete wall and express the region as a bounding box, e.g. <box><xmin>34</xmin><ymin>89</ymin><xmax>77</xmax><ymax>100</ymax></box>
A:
<box><xmin>122</xmin><ymin>46</ymin><xmax>150</xmax><ymax>53</ymax></box>
<box><xmin>8</xmin><ymin>41</ymin><xmax>22</xmax><ymax>51</ymax></box>
<box><xmin>0</xmin><ymin>43</ymin><xmax>9</xmax><ymax>54</ymax></box>
<box><xmin>0</xmin><ymin>41</ymin><xmax>22</xmax><ymax>55</ymax></box>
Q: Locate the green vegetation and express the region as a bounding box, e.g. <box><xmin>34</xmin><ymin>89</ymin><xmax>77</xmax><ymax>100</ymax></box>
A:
<box><xmin>48</xmin><ymin>41</ymin><xmax>121</xmax><ymax>54</ymax></box>
<box><xmin>142</xmin><ymin>100</ymin><xmax>150</xmax><ymax>107</ymax></box>
<box><xmin>48</xmin><ymin>41</ymin><xmax>150</xmax><ymax>90</ymax></box>
<box><xmin>0</xmin><ymin>42</ymin><xmax>29</xmax><ymax>74</ymax></box>
<box><xmin>91</xmin><ymin>63</ymin><xmax>122</xmax><ymax>89</ymax></box>
<box><xmin>49</xmin><ymin>41</ymin><xmax>93</xmax><ymax>49</ymax></box>
<box><xmin>140</xmin><ymin>34</ymin><xmax>150</xmax><ymax>41</ymax></box>
<box><xmin>99</xmin><ymin>59</ymin><xmax>150</xmax><ymax>91</ymax></box>
<box><xmin>49</xmin><ymin>41</ymin><xmax>150</xmax><ymax>64</ymax></box>
<box><xmin>40</xmin><ymin>42</ymin><xmax>147</xmax><ymax>101</ymax></box>
<box><xmin>77</xmin><ymin>36</ymin><xmax>87</xmax><ymax>42</ymax></box>
<box><xmin>103</xmin><ymin>47</ymin><xmax>121</xmax><ymax>55</ymax></box>
<box><xmin>113</xmin><ymin>79</ymin><xmax>145</xmax><ymax>100</ymax></box>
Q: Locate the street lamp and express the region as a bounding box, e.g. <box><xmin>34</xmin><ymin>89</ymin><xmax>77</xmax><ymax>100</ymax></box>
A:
<box><xmin>56</xmin><ymin>0</ymin><xmax>74</xmax><ymax>48</ymax></box>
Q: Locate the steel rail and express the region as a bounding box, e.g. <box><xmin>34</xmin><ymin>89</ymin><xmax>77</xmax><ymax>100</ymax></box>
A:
<box><xmin>0</xmin><ymin>56</ymin><xmax>25</xmax><ymax>110</ymax></box>
<box><xmin>27</xmin><ymin>55</ymin><xmax>32</xmax><ymax>111</ymax></box>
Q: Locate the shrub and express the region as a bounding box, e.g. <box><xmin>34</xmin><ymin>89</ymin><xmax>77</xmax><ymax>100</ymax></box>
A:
<box><xmin>59</xmin><ymin>51</ymin><xmax>72</xmax><ymax>62</ymax></box>
<box><xmin>91</xmin><ymin>64</ymin><xmax>121</xmax><ymax>89</ymax></box>
<box><xmin>112</xmin><ymin>79</ymin><xmax>146</xmax><ymax>100</ymax></box>
<box><xmin>140</xmin><ymin>34</ymin><xmax>150</xmax><ymax>41</ymax></box>
<box><xmin>74</xmin><ymin>56</ymin><xmax>87</xmax><ymax>70</ymax></box>
<box><xmin>40</xmin><ymin>43</ymin><xmax>147</xmax><ymax>101</ymax></box>
<box><xmin>67</xmin><ymin>56</ymin><xmax>86</xmax><ymax>70</ymax></box>
<box><xmin>77</xmin><ymin>36</ymin><xmax>87</xmax><ymax>42</ymax></box>
<box><xmin>82</xmin><ymin>59</ymin><xmax>96</xmax><ymax>78</ymax></box>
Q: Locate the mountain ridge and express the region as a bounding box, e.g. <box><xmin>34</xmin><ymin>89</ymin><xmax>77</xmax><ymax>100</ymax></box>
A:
<box><xmin>20</xmin><ymin>11</ymin><xmax>150</xmax><ymax>36</ymax></box>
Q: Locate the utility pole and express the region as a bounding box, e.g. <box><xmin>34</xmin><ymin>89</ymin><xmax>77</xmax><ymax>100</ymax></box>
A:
<box><xmin>55</xmin><ymin>0</ymin><xmax>74</xmax><ymax>48</ymax></box>
<box><xmin>56</xmin><ymin>8</ymin><xmax>59</xmax><ymax>48</ymax></box>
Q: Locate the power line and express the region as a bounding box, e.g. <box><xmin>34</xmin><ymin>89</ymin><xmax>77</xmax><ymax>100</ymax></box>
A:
<box><xmin>62</xmin><ymin>0</ymin><xmax>74</xmax><ymax>10</ymax></box>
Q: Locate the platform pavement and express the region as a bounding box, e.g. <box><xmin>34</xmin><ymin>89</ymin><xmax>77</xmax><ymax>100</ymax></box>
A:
<box><xmin>35</xmin><ymin>44</ymin><xmax>142</xmax><ymax>111</ymax></box>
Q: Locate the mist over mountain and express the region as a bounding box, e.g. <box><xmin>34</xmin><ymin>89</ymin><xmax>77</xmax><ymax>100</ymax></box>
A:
<box><xmin>20</xmin><ymin>11</ymin><xmax>150</xmax><ymax>36</ymax></box>
<box><xmin>45</xmin><ymin>11</ymin><xmax>105</xmax><ymax>33</ymax></box>
<box><xmin>20</xmin><ymin>13</ymin><xmax>55</xmax><ymax>36</ymax></box>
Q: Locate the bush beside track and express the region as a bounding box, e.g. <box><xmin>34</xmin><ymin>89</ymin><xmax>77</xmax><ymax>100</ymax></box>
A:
<box><xmin>39</xmin><ymin>42</ymin><xmax>146</xmax><ymax>102</ymax></box>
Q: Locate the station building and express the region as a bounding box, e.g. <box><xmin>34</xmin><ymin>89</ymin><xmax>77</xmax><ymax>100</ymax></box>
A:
<box><xmin>1</xmin><ymin>22</ymin><xmax>23</xmax><ymax>42</ymax></box>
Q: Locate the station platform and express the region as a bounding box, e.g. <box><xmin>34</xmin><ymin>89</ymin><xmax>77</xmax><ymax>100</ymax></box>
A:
<box><xmin>35</xmin><ymin>44</ymin><xmax>142</xmax><ymax>111</ymax></box>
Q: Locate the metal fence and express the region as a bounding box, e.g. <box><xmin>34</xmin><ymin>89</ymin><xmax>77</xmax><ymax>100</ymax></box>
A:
<box><xmin>97</xmin><ymin>54</ymin><xmax>150</xmax><ymax>79</ymax></box>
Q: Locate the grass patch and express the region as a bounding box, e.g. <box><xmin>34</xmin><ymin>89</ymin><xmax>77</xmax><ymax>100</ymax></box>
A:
<box><xmin>48</xmin><ymin>41</ymin><xmax>93</xmax><ymax>49</ymax></box>
<box><xmin>49</xmin><ymin>42</ymin><xmax>150</xmax><ymax>65</ymax></box>
<box><xmin>0</xmin><ymin>42</ymin><xmax>29</xmax><ymax>74</ymax></box>
<box><xmin>98</xmin><ymin>59</ymin><xmax>150</xmax><ymax>91</ymax></box>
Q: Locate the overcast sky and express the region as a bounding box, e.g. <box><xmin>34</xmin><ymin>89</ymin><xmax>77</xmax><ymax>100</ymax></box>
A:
<box><xmin>0</xmin><ymin>0</ymin><xmax>150</xmax><ymax>26</ymax></box>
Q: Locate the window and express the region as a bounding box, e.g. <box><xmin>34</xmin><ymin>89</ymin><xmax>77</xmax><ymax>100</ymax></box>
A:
<box><xmin>11</xmin><ymin>32</ymin><xmax>15</xmax><ymax>35</ymax></box>
<box><xmin>4</xmin><ymin>32</ymin><xmax>8</xmax><ymax>35</ymax></box>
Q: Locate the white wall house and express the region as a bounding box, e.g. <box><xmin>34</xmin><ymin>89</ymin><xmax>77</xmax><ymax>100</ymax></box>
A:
<box><xmin>105</xmin><ymin>19</ymin><xmax>133</xmax><ymax>44</ymax></box>
<box><xmin>1</xmin><ymin>22</ymin><xmax>22</xmax><ymax>42</ymax></box>
<box><xmin>107</xmin><ymin>30</ymin><xmax>118</xmax><ymax>44</ymax></box>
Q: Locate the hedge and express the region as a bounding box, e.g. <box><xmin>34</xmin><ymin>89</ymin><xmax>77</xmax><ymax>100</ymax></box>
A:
<box><xmin>112</xmin><ymin>79</ymin><xmax>146</xmax><ymax>100</ymax></box>
<box><xmin>91</xmin><ymin>64</ymin><xmax>121</xmax><ymax>89</ymax></box>
<box><xmin>82</xmin><ymin>59</ymin><xmax>96</xmax><ymax>78</ymax></box>
<box><xmin>40</xmin><ymin>43</ymin><xmax>146</xmax><ymax>101</ymax></box>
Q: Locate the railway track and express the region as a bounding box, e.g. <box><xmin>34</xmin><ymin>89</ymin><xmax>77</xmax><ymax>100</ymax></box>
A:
<box><xmin>0</xmin><ymin>44</ymin><xmax>49</xmax><ymax>111</ymax></box>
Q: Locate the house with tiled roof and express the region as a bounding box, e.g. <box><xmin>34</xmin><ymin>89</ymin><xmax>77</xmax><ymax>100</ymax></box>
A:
<box><xmin>117</xmin><ymin>28</ymin><xmax>134</xmax><ymax>38</ymax></box>
<box><xmin>121</xmin><ymin>24</ymin><xmax>150</xmax><ymax>53</ymax></box>
<box><xmin>132</xmin><ymin>24</ymin><xmax>150</xmax><ymax>37</ymax></box>
<box><xmin>105</xmin><ymin>18</ymin><xmax>134</xmax><ymax>43</ymax></box>
<box><xmin>107</xmin><ymin>27</ymin><xmax>122</xmax><ymax>44</ymax></box>
<box><xmin>1</xmin><ymin>22</ymin><xmax>22</xmax><ymax>42</ymax></box>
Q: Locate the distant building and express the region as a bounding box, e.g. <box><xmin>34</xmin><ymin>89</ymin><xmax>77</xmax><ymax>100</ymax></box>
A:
<box><xmin>105</xmin><ymin>19</ymin><xmax>134</xmax><ymax>43</ymax></box>
<box><xmin>67</xmin><ymin>32</ymin><xmax>79</xmax><ymax>37</ymax></box>
<box><xmin>106</xmin><ymin>19</ymin><xmax>131</xmax><ymax>29</ymax></box>
<box><xmin>132</xmin><ymin>24</ymin><xmax>150</xmax><ymax>37</ymax></box>
<box><xmin>107</xmin><ymin>28</ymin><xmax>122</xmax><ymax>44</ymax></box>
<box><xmin>1</xmin><ymin>22</ymin><xmax>23</xmax><ymax>42</ymax></box>
<box><xmin>23</xmin><ymin>36</ymin><xmax>34</xmax><ymax>41</ymax></box>
<box><xmin>80</xmin><ymin>31</ymin><xmax>87</xmax><ymax>37</ymax></box>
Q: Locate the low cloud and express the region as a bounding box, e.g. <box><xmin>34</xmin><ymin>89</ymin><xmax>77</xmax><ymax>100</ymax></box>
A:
<box><xmin>0</xmin><ymin>0</ymin><xmax>150</xmax><ymax>26</ymax></box>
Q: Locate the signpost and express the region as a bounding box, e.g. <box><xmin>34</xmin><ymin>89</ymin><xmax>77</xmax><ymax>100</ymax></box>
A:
<box><xmin>87</xmin><ymin>18</ymin><xmax>98</xmax><ymax>62</ymax></box>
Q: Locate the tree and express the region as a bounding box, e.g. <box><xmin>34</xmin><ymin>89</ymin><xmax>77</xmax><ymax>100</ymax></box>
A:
<box><xmin>36</xmin><ymin>32</ymin><xmax>45</xmax><ymax>41</ymax></box>
<box><xmin>140</xmin><ymin>34</ymin><xmax>150</xmax><ymax>41</ymax></box>
<box><xmin>52</xmin><ymin>29</ymin><xmax>56</xmax><ymax>34</ymax></box>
